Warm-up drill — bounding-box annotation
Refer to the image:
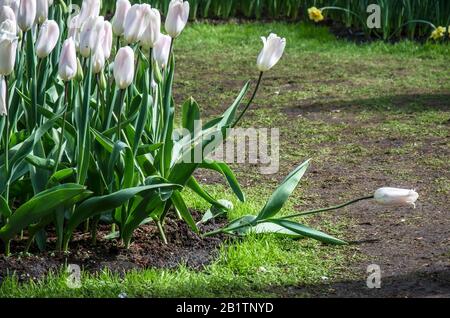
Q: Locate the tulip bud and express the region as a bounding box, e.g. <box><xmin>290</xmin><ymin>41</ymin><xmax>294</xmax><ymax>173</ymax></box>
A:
<box><xmin>114</xmin><ymin>46</ymin><xmax>134</xmax><ymax>89</ymax></box>
<box><xmin>123</xmin><ymin>4</ymin><xmax>146</xmax><ymax>44</ymax></box>
<box><xmin>374</xmin><ymin>188</ymin><xmax>419</xmax><ymax>208</ymax></box>
<box><xmin>256</xmin><ymin>33</ymin><xmax>286</xmax><ymax>72</ymax></box>
<box><xmin>36</xmin><ymin>20</ymin><xmax>59</xmax><ymax>58</ymax></box>
<box><xmin>0</xmin><ymin>76</ymin><xmax>6</xmax><ymax>116</ymax></box>
<box><xmin>139</xmin><ymin>7</ymin><xmax>161</xmax><ymax>49</ymax></box>
<box><xmin>79</xmin><ymin>16</ymin><xmax>104</xmax><ymax>58</ymax></box>
<box><xmin>152</xmin><ymin>60</ymin><xmax>162</xmax><ymax>84</ymax></box>
<box><xmin>76</xmin><ymin>57</ymin><xmax>83</xmax><ymax>81</ymax></box>
<box><xmin>17</xmin><ymin>0</ymin><xmax>36</xmax><ymax>32</ymax></box>
<box><xmin>58</xmin><ymin>38</ymin><xmax>77</xmax><ymax>81</ymax></box>
<box><xmin>0</xmin><ymin>5</ymin><xmax>16</xmax><ymax>25</ymax></box>
<box><xmin>112</xmin><ymin>0</ymin><xmax>131</xmax><ymax>37</ymax></box>
<box><xmin>165</xmin><ymin>0</ymin><xmax>189</xmax><ymax>38</ymax></box>
<box><xmin>99</xmin><ymin>70</ymin><xmax>107</xmax><ymax>91</ymax></box>
<box><xmin>152</xmin><ymin>34</ymin><xmax>171</xmax><ymax>69</ymax></box>
<box><xmin>0</xmin><ymin>19</ymin><xmax>18</xmax><ymax>76</ymax></box>
<box><xmin>78</xmin><ymin>0</ymin><xmax>100</xmax><ymax>27</ymax></box>
<box><xmin>36</xmin><ymin>0</ymin><xmax>49</xmax><ymax>24</ymax></box>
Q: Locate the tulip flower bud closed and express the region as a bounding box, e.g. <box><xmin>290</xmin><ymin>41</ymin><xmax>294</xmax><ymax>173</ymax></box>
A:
<box><xmin>256</xmin><ymin>33</ymin><xmax>286</xmax><ymax>72</ymax></box>
<box><xmin>165</xmin><ymin>0</ymin><xmax>189</xmax><ymax>38</ymax></box>
<box><xmin>99</xmin><ymin>70</ymin><xmax>107</xmax><ymax>91</ymax></box>
<box><xmin>374</xmin><ymin>188</ymin><xmax>419</xmax><ymax>208</ymax></box>
<box><xmin>0</xmin><ymin>5</ymin><xmax>16</xmax><ymax>25</ymax></box>
<box><xmin>58</xmin><ymin>38</ymin><xmax>77</xmax><ymax>81</ymax></box>
<box><xmin>112</xmin><ymin>0</ymin><xmax>131</xmax><ymax>37</ymax></box>
<box><xmin>17</xmin><ymin>0</ymin><xmax>36</xmax><ymax>32</ymax></box>
<box><xmin>0</xmin><ymin>19</ymin><xmax>18</xmax><ymax>76</ymax></box>
<box><xmin>114</xmin><ymin>46</ymin><xmax>134</xmax><ymax>89</ymax></box>
<box><xmin>76</xmin><ymin>57</ymin><xmax>83</xmax><ymax>81</ymax></box>
<box><xmin>123</xmin><ymin>4</ymin><xmax>146</xmax><ymax>44</ymax></box>
<box><xmin>152</xmin><ymin>34</ymin><xmax>171</xmax><ymax>69</ymax></box>
<box><xmin>139</xmin><ymin>7</ymin><xmax>161</xmax><ymax>49</ymax></box>
<box><xmin>36</xmin><ymin>20</ymin><xmax>60</xmax><ymax>58</ymax></box>
<box><xmin>36</xmin><ymin>0</ymin><xmax>49</xmax><ymax>24</ymax></box>
<box><xmin>0</xmin><ymin>76</ymin><xmax>6</xmax><ymax>116</ymax></box>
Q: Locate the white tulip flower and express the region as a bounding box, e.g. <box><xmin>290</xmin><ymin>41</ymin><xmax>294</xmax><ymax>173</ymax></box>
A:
<box><xmin>0</xmin><ymin>19</ymin><xmax>17</xmax><ymax>76</ymax></box>
<box><xmin>36</xmin><ymin>19</ymin><xmax>60</xmax><ymax>58</ymax></box>
<box><xmin>114</xmin><ymin>46</ymin><xmax>135</xmax><ymax>89</ymax></box>
<box><xmin>79</xmin><ymin>16</ymin><xmax>104</xmax><ymax>58</ymax></box>
<box><xmin>374</xmin><ymin>187</ymin><xmax>419</xmax><ymax>208</ymax></box>
<box><xmin>139</xmin><ymin>7</ymin><xmax>161</xmax><ymax>49</ymax></box>
<box><xmin>17</xmin><ymin>0</ymin><xmax>36</xmax><ymax>32</ymax></box>
<box><xmin>36</xmin><ymin>0</ymin><xmax>49</xmax><ymax>24</ymax></box>
<box><xmin>112</xmin><ymin>0</ymin><xmax>131</xmax><ymax>37</ymax></box>
<box><xmin>256</xmin><ymin>33</ymin><xmax>286</xmax><ymax>72</ymax></box>
<box><xmin>165</xmin><ymin>0</ymin><xmax>189</xmax><ymax>38</ymax></box>
<box><xmin>78</xmin><ymin>0</ymin><xmax>100</xmax><ymax>26</ymax></box>
<box><xmin>123</xmin><ymin>4</ymin><xmax>146</xmax><ymax>44</ymax></box>
<box><xmin>152</xmin><ymin>33</ymin><xmax>171</xmax><ymax>69</ymax></box>
<box><xmin>58</xmin><ymin>38</ymin><xmax>77</xmax><ymax>81</ymax></box>
<box><xmin>0</xmin><ymin>5</ymin><xmax>16</xmax><ymax>25</ymax></box>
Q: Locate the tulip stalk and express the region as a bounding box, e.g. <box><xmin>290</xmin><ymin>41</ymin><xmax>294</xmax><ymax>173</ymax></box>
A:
<box><xmin>279</xmin><ymin>195</ymin><xmax>375</xmax><ymax>220</ymax></box>
<box><xmin>203</xmin><ymin>195</ymin><xmax>376</xmax><ymax>238</ymax></box>
<box><xmin>233</xmin><ymin>71</ymin><xmax>263</xmax><ymax>128</ymax></box>
<box><xmin>116</xmin><ymin>88</ymin><xmax>126</xmax><ymax>141</ymax></box>
<box><xmin>2</xmin><ymin>76</ymin><xmax>10</xmax><ymax>256</ymax></box>
<box><xmin>52</xmin><ymin>81</ymin><xmax>70</xmax><ymax>176</ymax></box>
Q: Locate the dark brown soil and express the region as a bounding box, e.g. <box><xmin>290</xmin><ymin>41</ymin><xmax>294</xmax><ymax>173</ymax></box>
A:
<box><xmin>0</xmin><ymin>211</ymin><xmax>227</xmax><ymax>284</ymax></box>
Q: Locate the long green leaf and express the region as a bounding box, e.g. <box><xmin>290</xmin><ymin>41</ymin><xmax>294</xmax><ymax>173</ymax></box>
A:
<box><xmin>0</xmin><ymin>184</ymin><xmax>89</xmax><ymax>242</ymax></box>
<box><xmin>256</xmin><ymin>160</ymin><xmax>310</xmax><ymax>221</ymax></box>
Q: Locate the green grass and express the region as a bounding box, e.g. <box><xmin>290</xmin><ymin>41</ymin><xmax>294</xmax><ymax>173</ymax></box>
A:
<box><xmin>1</xmin><ymin>21</ymin><xmax>449</xmax><ymax>298</ymax></box>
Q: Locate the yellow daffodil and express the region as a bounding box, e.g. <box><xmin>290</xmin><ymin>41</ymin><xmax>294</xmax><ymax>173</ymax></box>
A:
<box><xmin>430</xmin><ymin>26</ymin><xmax>446</xmax><ymax>40</ymax></box>
<box><xmin>308</xmin><ymin>7</ymin><xmax>324</xmax><ymax>23</ymax></box>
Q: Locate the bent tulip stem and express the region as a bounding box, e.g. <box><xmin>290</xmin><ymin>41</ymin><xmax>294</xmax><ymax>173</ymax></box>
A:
<box><xmin>232</xmin><ymin>71</ymin><xmax>264</xmax><ymax>128</ymax></box>
<box><xmin>280</xmin><ymin>195</ymin><xmax>375</xmax><ymax>220</ymax></box>
<box><xmin>203</xmin><ymin>195</ymin><xmax>375</xmax><ymax>238</ymax></box>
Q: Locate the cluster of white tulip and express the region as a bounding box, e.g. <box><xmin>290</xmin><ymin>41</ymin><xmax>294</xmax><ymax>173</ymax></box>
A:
<box><xmin>0</xmin><ymin>0</ymin><xmax>58</xmax><ymax>116</ymax></box>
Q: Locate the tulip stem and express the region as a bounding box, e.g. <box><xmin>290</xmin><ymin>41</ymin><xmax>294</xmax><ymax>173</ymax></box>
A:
<box><xmin>279</xmin><ymin>195</ymin><xmax>375</xmax><ymax>220</ymax></box>
<box><xmin>116</xmin><ymin>89</ymin><xmax>126</xmax><ymax>142</ymax></box>
<box><xmin>53</xmin><ymin>82</ymin><xmax>69</xmax><ymax>176</ymax></box>
<box><xmin>4</xmin><ymin>76</ymin><xmax>10</xmax><ymax>203</ymax></box>
<box><xmin>203</xmin><ymin>195</ymin><xmax>375</xmax><ymax>238</ymax></box>
<box><xmin>232</xmin><ymin>71</ymin><xmax>264</xmax><ymax>128</ymax></box>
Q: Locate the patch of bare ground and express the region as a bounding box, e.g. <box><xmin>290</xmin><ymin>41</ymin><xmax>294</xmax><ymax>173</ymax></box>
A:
<box><xmin>0</xmin><ymin>211</ymin><xmax>227</xmax><ymax>284</ymax></box>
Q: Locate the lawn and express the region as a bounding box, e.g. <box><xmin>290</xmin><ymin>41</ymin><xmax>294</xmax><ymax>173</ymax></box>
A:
<box><xmin>1</xmin><ymin>21</ymin><xmax>449</xmax><ymax>298</ymax></box>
